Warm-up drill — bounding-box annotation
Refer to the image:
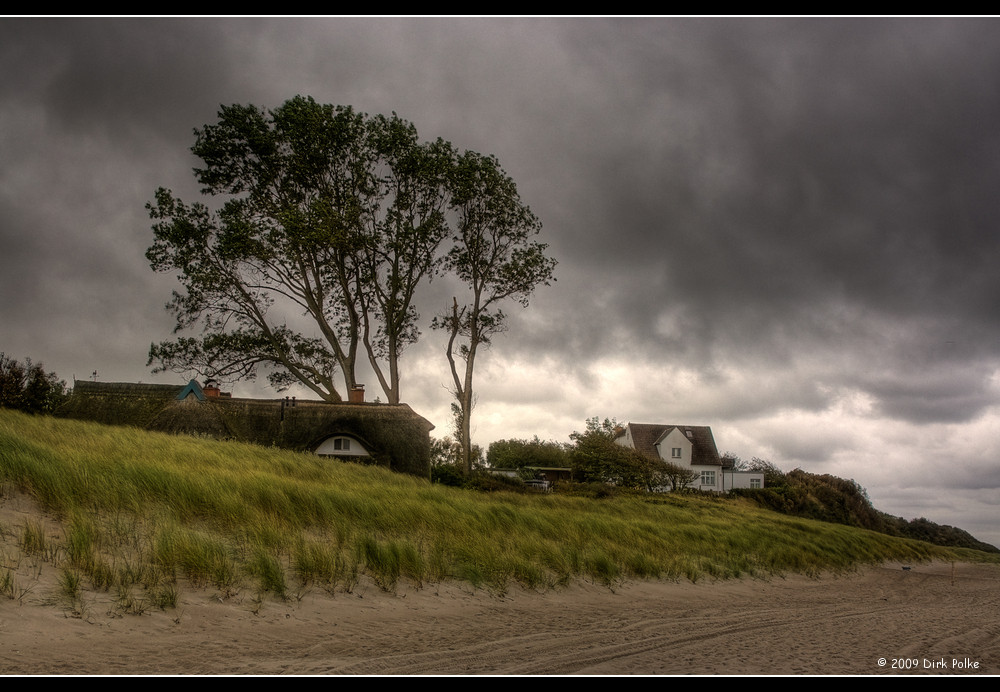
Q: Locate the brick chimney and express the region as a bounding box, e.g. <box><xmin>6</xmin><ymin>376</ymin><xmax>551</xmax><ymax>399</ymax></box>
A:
<box><xmin>349</xmin><ymin>384</ymin><xmax>365</xmax><ymax>403</ymax></box>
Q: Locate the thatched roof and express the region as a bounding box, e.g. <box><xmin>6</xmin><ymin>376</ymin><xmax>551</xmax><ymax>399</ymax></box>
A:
<box><xmin>57</xmin><ymin>381</ymin><xmax>434</xmax><ymax>477</ymax></box>
<box><xmin>58</xmin><ymin>381</ymin><xmax>187</xmax><ymax>427</ymax></box>
<box><xmin>620</xmin><ymin>423</ymin><xmax>722</xmax><ymax>466</ymax></box>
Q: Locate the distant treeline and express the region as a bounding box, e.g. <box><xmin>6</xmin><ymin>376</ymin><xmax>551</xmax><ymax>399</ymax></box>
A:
<box><xmin>729</xmin><ymin>464</ymin><xmax>998</xmax><ymax>554</ymax></box>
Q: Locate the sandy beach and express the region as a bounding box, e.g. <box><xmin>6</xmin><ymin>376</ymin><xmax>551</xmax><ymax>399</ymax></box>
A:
<box><xmin>2</xmin><ymin>557</ymin><xmax>997</xmax><ymax>675</ymax></box>
<box><xmin>1</xmin><ymin>485</ymin><xmax>996</xmax><ymax>675</ymax></box>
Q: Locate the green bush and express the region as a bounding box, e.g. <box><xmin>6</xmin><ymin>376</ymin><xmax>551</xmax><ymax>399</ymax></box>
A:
<box><xmin>0</xmin><ymin>354</ymin><xmax>68</xmax><ymax>415</ymax></box>
<box><xmin>486</xmin><ymin>437</ymin><xmax>570</xmax><ymax>470</ymax></box>
<box><xmin>431</xmin><ymin>463</ymin><xmax>465</xmax><ymax>487</ymax></box>
<box><xmin>569</xmin><ymin>418</ymin><xmax>675</xmax><ymax>491</ymax></box>
<box><xmin>463</xmin><ymin>471</ymin><xmax>527</xmax><ymax>493</ymax></box>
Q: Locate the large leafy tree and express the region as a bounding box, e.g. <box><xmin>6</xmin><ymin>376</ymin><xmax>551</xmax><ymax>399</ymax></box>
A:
<box><xmin>434</xmin><ymin>151</ymin><xmax>557</xmax><ymax>472</ymax></box>
<box><xmin>357</xmin><ymin>118</ymin><xmax>452</xmax><ymax>403</ymax></box>
<box><xmin>147</xmin><ymin>97</ymin><xmax>450</xmax><ymax>403</ymax></box>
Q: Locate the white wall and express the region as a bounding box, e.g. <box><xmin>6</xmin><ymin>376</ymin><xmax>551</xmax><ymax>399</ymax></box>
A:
<box><xmin>722</xmin><ymin>470</ymin><xmax>765</xmax><ymax>490</ymax></box>
<box><xmin>656</xmin><ymin>428</ymin><xmax>693</xmax><ymax>465</ymax></box>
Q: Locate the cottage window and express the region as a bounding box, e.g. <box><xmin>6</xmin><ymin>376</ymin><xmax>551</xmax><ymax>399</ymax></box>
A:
<box><xmin>671</xmin><ymin>448</ymin><xmax>682</xmax><ymax>458</ymax></box>
<box><xmin>700</xmin><ymin>470</ymin><xmax>716</xmax><ymax>487</ymax></box>
<box><xmin>315</xmin><ymin>435</ymin><xmax>369</xmax><ymax>457</ymax></box>
<box><xmin>750</xmin><ymin>478</ymin><xmax>762</xmax><ymax>489</ymax></box>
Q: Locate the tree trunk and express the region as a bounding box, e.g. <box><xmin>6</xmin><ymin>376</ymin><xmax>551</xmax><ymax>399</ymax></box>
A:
<box><xmin>444</xmin><ymin>297</ymin><xmax>478</xmax><ymax>474</ymax></box>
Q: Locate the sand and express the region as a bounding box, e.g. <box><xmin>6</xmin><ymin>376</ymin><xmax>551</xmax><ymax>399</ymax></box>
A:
<box><xmin>2</xmin><ymin>492</ymin><xmax>998</xmax><ymax>675</ymax></box>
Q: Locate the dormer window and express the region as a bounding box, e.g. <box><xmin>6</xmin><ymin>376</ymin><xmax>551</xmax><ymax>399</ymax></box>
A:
<box><xmin>316</xmin><ymin>435</ymin><xmax>370</xmax><ymax>458</ymax></box>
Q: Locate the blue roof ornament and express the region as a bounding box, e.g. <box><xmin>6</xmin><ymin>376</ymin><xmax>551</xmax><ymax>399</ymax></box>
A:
<box><xmin>176</xmin><ymin>379</ymin><xmax>206</xmax><ymax>402</ymax></box>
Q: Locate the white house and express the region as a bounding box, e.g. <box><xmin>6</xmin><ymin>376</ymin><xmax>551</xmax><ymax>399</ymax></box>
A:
<box><xmin>615</xmin><ymin>423</ymin><xmax>763</xmax><ymax>492</ymax></box>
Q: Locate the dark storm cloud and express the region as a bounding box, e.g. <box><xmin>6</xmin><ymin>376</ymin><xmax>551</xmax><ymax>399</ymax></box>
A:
<box><xmin>0</xmin><ymin>18</ymin><xmax>304</xmax><ymax>137</ymax></box>
<box><xmin>630</xmin><ymin>23</ymin><xmax>993</xmax><ymax>296</ymax></box>
<box><xmin>500</xmin><ymin>19</ymin><xmax>1000</xmax><ymax>427</ymax></box>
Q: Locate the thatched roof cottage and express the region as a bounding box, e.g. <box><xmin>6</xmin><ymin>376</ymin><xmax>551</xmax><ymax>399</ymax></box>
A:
<box><xmin>57</xmin><ymin>380</ymin><xmax>434</xmax><ymax>477</ymax></box>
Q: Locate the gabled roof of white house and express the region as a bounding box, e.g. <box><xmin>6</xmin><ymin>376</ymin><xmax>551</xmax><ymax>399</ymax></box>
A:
<box><xmin>619</xmin><ymin>423</ymin><xmax>722</xmax><ymax>466</ymax></box>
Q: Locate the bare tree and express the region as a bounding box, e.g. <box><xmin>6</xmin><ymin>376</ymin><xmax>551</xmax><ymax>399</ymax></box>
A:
<box><xmin>434</xmin><ymin>151</ymin><xmax>556</xmax><ymax>472</ymax></box>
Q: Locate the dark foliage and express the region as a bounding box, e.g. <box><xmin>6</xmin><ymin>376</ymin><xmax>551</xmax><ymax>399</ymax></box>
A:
<box><xmin>147</xmin><ymin>97</ymin><xmax>455</xmax><ymax>405</ymax></box>
<box><xmin>0</xmin><ymin>354</ymin><xmax>68</xmax><ymax>415</ymax></box>
<box><xmin>731</xmin><ymin>469</ymin><xmax>875</xmax><ymax>528</ymax></box>
<box><xmin>486</xmin><ymin>437</ymin><xmax>570</xmax><ymax>470</ymax></box>
<box><xmin>430</xmin><ymin>463</ymin><xmax>466</xmax><ymax>487</ymax></box>
<box><xmin>461</xmin><ymin>470</ymin><xmax>530</xmax><ymax>494</ymax></box>
<box><xmin>569</xmin><ymin>417</ymin><xmax>694</xmax><ymax>491</ymax></box>
<box><xmin>732</xmin><ymin>463</ymin><xmax>998</xmax><ymax>553</ymax></box>
<box><xmin>430</xmin><ymin>436</ymin><xmax>483</xmax><ymax>470</ymax></box>
<box><xmin>877</xmin><ymin>514</ymin><xmax>999</xmax><ymax>554</ymax></box>
<box><xmin>556</xmin><ymin>481</ymin><xmax>620</xmax><ymax>499</ymax></box>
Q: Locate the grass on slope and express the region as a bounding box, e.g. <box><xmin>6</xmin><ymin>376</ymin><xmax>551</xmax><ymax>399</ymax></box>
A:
<box><xmin>1</xmin><ymin>410</ymin><xmax>991</xmax><ymax>608</ymax></box>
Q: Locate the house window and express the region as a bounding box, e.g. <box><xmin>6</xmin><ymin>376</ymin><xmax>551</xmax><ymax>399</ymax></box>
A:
<box><xmin>671</xmin><ymin>448</ymin><xmax>682</xmax><ymax>458</ymax></box>
<box><xmin>315</xmin><ymin>435</ymin><xmax>370</xmax><ymax>457</ymax></box>
<box><xmin>701</xmin><ymin>470</ymin><xmax>716</xmax><ymax>487</ymax></box>
<box><xmin>750</xmin><ymin>478</ymin><xmax>762</xmax><ymax>489</ymax></box>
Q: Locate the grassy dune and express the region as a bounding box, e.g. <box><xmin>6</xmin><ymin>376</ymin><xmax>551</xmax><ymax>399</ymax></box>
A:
<box><xmin>1</xmin><ymin>409</ymin><xmax>994</xmax><ymax>607</ymax></box>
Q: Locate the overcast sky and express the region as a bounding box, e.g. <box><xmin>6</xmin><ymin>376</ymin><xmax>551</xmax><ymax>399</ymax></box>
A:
<box><xmin>2</xmin><ymin>18</ymin><xmax>998</xmax><ymax>547</ymax></box>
